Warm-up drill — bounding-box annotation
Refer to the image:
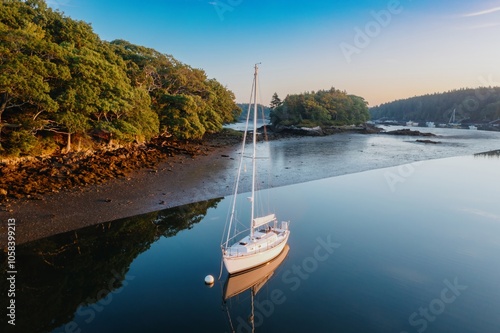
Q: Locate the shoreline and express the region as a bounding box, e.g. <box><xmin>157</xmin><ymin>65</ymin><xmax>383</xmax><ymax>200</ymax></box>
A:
<box><xmin>0</xmin><ymin>141</ymin><xmax>240</xmax><ymax>246</ymax></box>
<box><xmin>2</xmin><ymin>127</ymin><xmax>499</xmax><ymax>247</ymax></box>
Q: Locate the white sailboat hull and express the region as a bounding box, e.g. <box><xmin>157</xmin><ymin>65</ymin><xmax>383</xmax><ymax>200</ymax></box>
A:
<box><xmin>223</xmin><ymin>245</ymin><xmax>290</xmax><ymax>300</ymax></box>
<box><xmin>223</xmin><ymin>231</ymin><xmax>290</xmax><ymax>275</ymax></box>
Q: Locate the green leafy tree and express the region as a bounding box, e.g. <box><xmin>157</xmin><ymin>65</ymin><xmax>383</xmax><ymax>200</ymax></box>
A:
<box><xmin>158</xmin><ymin>94</ymin><xmax>205</xmax><ymax>139</ymax></box>
<box><xmin>0</xmin><ymin>1</ymin><xmax>238</xmax><ymax>157</ymax></box>
<box><xmin>111</xmin><ymin>39</ymin><xmax>239</xmax><ymax>139</ymax></box>
<box><xmin>0</xmin><ymin>5</ymin><xmax>64</xmax><ymax>153</ymax></box>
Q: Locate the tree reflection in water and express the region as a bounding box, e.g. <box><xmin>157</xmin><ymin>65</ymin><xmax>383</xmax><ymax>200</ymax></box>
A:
<box><xmin>0</xmin><ymin>198</ymin><xmax>221</xmax><ymax>333</ymax></box>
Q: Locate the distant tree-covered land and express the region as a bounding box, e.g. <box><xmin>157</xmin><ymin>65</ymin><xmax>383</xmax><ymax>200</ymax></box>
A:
<box><xmin>269</xmin><ymin>88</ymin><xmax>370</xmax><ymax>127</ymax></box>
<box><xmin>370</xmin><ymin>87</ymin><xmax>500</xmax><ymax>123</ymax></box>
<box><xmin>0</xmin><ymin>0</ymin><xmax>240</xmax><ymax>157</ymax></box>
<box><xmin>236</xmin><ymin>103</ymin><xmax>271</xmax><ymax>121</ymax></box>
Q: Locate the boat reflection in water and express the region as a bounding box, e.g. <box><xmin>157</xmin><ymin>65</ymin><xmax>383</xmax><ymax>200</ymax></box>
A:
<box><xmin>222</xmin><ymin>245</ymin><xmax>290</xmax><ymax>333</ymax></box>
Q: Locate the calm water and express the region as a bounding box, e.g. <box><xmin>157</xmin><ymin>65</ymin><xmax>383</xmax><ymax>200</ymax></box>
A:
<box><xmin>2</xmin><ymin>132</ymin><xmax>500</xmax><ymax>333</ymax></box>
<box><xmin>228</xmin><ymin>126</ymin><xmax>500</xmax><ymax>192</ymax></box>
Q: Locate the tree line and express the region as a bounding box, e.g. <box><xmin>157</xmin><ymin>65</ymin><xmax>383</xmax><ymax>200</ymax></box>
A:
<box><xmin>236</xmin><ymin>103</ymin><xmax>271</xmax><ymax>121</ymax></box>
<box><xmin>370</xmin><ymin>87</ymin><xmax>500</xmax><ymax>123</ymax></box>
<box><xmin>269</xmin><ymin>89</ymin><xmax>370</xmax><ymax>127</ymax></box>
<box><xmin>0</xmin><ymin>0</ymin><xmax>240</xmax><ymax>157</ymax></box>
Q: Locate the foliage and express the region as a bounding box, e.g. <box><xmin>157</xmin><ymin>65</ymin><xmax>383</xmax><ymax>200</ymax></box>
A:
<box><xmin>270</xmin><ymin>88</ymin><xmax>370</xmax><ymax>127</ymax></box>
<box><xmin>110</xmin><ymin>39</ymin><xmax>240</xmax><ymax>140</ymax></box>
<box><xmin>370</xmin><ymin>87</ymin><xmax>500</xmax><ymax>123</ymax></box>
<box><xmin>0</xmin><ymin>0</ymin><xmax>239</xmax><ymax>156</ymax></box>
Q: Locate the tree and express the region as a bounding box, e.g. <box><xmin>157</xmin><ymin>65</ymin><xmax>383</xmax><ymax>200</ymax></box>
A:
<box><xmin>110</xmin><ymin>39</ymin><xmax>239</xmax><ymax>138</ymax></box>
<box><xmin>0</xmin><ymin>3</ymin><xmax>65</xmax><ymax>154</ymax></box>
<box><xmin>270</xmin><ymin>92</ymin><xmax>282</xmax><ymax>110</ymax></box>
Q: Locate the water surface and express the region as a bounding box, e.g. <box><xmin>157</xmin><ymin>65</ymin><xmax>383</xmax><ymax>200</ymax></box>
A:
<box><xmin>236</xmin><ymin>126</ymin><xmax>500</xmax><ymax>191</ymax></box>
<box><xmin>3</xmin><ymin>150</ymin><xmax>500</xmax><ymax>333</ymax></box>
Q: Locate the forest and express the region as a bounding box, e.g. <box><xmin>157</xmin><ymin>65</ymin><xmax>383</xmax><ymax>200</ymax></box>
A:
<box><xmin>0</xmin><ymin>0</ymin><xmax>240</xmax><ymax>157</ymax></box>
<box><xmin>370</xmin><ymin>87</ymin><xmax>500</xmax><ymax>123</ymax></box>
<box><xmin>269</xmin><ymin>89</ymin><xmax>370</xmax><ymax>128</ymax></box>
<box><xmin>236</xmin><ymin>103</ymin><xmax>271</xmax><ymax>121</ymax></box>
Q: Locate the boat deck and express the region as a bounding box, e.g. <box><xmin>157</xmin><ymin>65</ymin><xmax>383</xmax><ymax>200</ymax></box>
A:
<box><xmin>226</xmin><ymin>228</ymin><xmax>287</xmax><ymax>257</ymax></box>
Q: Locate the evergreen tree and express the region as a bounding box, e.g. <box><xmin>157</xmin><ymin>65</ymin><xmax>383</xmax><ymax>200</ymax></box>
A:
<box><xmin>270</xmin><ymin>92</ymin><xmax>282</xmax><ymax>109</ymax></box>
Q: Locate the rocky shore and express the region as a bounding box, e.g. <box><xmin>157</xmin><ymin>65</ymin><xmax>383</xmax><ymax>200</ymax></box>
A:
<box><xmin>270</xmin><ymin>124</ymin><xmax>383</xmax><ymax>137</ymax></box>
<box><xmin>0</xmin><ymin>130</ymin><xmax>242</xmax><ymax>203</ymax></box>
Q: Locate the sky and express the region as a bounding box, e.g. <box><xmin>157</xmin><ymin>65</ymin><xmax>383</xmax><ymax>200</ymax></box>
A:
<box><xmin>46</xmin><ymin>0</ymin><xmax>500</xmax><ymax>106</ymax></box>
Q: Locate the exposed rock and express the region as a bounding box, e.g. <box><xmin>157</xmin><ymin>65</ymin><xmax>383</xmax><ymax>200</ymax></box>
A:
<box><xmin>274</xmin><ymin>125</ymin><xmax>324</xmax><ymax>136</ymax></box>
<box><xmin>356</xmin><ymin>124</ymin><xmax>384</xmax><ymax>134</ymax></box>
<box><xmin>416</xmin><ymin>139</ymin><xmax>441</xmax><ymax>144</ymax></box>
<box><xmin>385</xmin><ymin>129</ymin><xmax>436</xmax><ymax>137</ymax></box>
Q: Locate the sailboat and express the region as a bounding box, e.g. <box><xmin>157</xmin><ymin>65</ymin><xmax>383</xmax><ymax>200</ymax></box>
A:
<box><xmin>221</xmin><ymin>64</ymin><xmax>290</xmax><ymax>275</ymax></box>
<box><xmin>448</xmin><ymin>109</ymin><xmax>460</xmax><ymax>127</ymax></box>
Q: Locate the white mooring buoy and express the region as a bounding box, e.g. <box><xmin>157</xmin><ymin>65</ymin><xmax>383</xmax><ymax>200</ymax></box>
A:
<box><xmin>204</xmin><ymin>275</ymin><xmax>215</xmax><ymax>285</ymax></box>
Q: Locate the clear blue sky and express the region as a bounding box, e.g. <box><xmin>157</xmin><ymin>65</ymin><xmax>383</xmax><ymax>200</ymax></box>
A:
<box><xmin>48</xmin><ymin>0</ymin><xmax>500</xmax><ymax>106</ymax></box>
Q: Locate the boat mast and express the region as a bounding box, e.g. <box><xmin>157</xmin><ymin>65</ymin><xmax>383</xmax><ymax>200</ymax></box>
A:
<box><xmin>224</xmin><ymin>70</ymin><xmax>255</xmax><ymax>249</ymax></box>
<box><xmin>449</xmin><ymin>109</ymin><xmax>456</xmax><ymax>124</ymax></box>
<box><xmin>250</xmin><ymin>63</ymin><xmax>259</xmax><ymax>240</ymax></box>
